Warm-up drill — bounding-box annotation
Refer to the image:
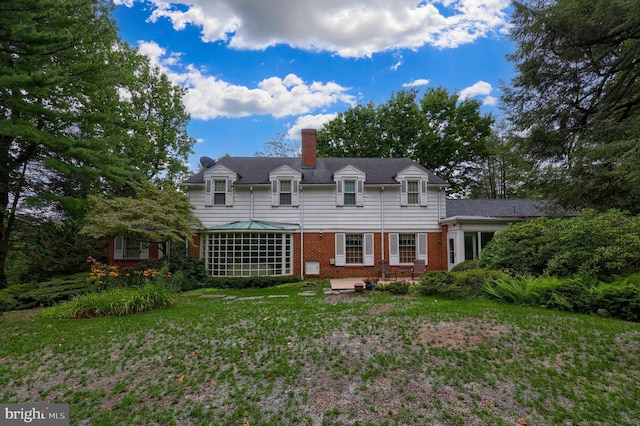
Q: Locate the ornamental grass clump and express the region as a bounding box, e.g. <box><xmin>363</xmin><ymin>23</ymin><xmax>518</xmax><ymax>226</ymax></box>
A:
<box><xmin>43</xmin><ymin>282</ymin><xmax>177</xmax><ymax>319</ymax></box>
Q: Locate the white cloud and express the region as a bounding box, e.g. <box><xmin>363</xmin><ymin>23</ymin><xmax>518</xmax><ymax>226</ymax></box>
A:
<box><xmin>124</xmin><ymin>0</ymin><xmax>511</xmax><ymax>58</ymax></box>
<box><xmin>403</xmin><ymin>79</ymin><xmax>430</xmax><ymax>88</ymax></box>
<box><xmin>458</xmin><ymin>81</ymin><xmax>492</xmax><ymax>99</ymax></box>
<box><xmin>285</xmin><ymin>114</ymin><xmax>338</xmax><ymax>139</ymax></box>
<box><xmin>135</xmin><ymin>41</ymin><xmax>355</xmax><ymax>120</ymax></box>
<box><xmin>483</xmin><ymin>95</ymin><xmax>498</xmax><ymax>106</ymax></box>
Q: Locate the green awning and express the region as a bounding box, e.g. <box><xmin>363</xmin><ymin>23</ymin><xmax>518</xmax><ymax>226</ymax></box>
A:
<box><xmin>207</xmin><ymin>220</ymin><xmax>296</xmax><ymax>231</ymax></box>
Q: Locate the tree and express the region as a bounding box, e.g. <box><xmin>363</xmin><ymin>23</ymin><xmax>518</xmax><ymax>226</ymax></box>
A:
<box><xmin>0</xmin><ymin>0</ymin><xmax>195</xmax><ymax>286</ymax></box>
<box><xmin>502</xmin><ymin>0</ymin><xmax>640</xmax><ymax>212</ymax></box>
<box><xmin>255</xmin><ymin>133</ymin><xmax>300</xmax><ymax>157</ymax></box>
<box><xmin>317</xmin><ymin>88</ymin><xmax>493</xmax><ymax>194</ymax></box>
<box><xmin>81</xmin><ymin>181</ymin><xmax>200</xmax><ymax>256</ymax></box>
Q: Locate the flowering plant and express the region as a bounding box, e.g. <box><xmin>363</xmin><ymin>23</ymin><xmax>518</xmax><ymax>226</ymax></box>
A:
<box><xmin>363</xmin><ymin>277</ymin><xmax>379</xmax><ymax>285</ymax></box>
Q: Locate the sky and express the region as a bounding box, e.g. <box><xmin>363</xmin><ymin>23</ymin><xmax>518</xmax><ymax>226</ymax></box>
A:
<box><xmin>112</xmin><ymin>0</ymin><xmax>516</xmax><ymax>172</ymax></box>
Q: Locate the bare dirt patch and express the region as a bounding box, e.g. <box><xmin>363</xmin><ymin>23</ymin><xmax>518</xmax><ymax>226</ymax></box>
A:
<box><xmin>417</xmin><ymin>316</ymin><xmax>507</xmax><ymax>349</ymax></box>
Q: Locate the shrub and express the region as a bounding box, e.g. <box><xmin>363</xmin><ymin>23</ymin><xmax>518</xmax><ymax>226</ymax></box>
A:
<box><xmin>386</xmin><ymin>280</ymin><xmax>411</xmax><ymax>295</ymax></box>
<box><xmin>450</xmin><ymin>260</ymin><xmax>480</xmax><ymax>272</ymax></box>
<box><xmin>479</xmin><ymin>210</ymin><xmax>640</xmax><ymax>277</ymax></box>
<box><xmin>207</xmin><ymin>276</ymin><xmax>300</xmax><ymax>289</ymax></box>
<box><xmin>43</xmin><ymin>282</ymin><xmax>176</xmax><ymax>319</ymax></box>
<box><xmin>419</xmin><ymin>271</ymin><xmax>456</xmax><ymax>297</ymax></box>
<box><xmin>0</xmin><ymin>273</ymin><xmax>93</xmax><ymax>310</ymax></box>
<box><xmin>419</xmin><ymin>269</ymin><xmax>510</xmax><ymax>299</ymax></box>
<box><xmin>591</xmin><ymin>281</ymin><xmax>640</xmax><ymax>322</ymax></box>
<box><xmin>0</xmin><ymin>292</ymin><xmax>17</xmax><ymax>313</ymax></box>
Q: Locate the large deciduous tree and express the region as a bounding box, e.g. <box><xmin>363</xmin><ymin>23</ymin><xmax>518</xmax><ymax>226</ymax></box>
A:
<box><xmin>81</xmin><ymin>181</ymin><xmax>200</xmax><ymax>257</ymax></box>
<box><xmin>0</xmin><ymin>0</ymin><xmax>195</xmax><ymax>286</ymax></box>
<box><xmin>317</xmin><ymin>88</ymin><xmax>493</xmax><ymax>194</ymax></box>
<box><xmin>502</xmin><ymin>0</ymin><xmax>640</xmax><ymax>212</ymax></box>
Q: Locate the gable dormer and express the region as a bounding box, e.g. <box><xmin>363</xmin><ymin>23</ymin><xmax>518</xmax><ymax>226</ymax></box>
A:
<box><xmin>269</xmin><ymin>164</ymin><xmax>302</xmax><ymax>207</ymax></box>
<box><xmin>203</xmin><ymin>164</ymin><xmax>236</xmax><ymax>207</ymax></box>
<box><xmin>333</xmin><ymin>165</ymin><xmax>366</xmax><ymax>207</ymax></box>
<box><xmin>395</xmin><ymin>165</ymin><xmax>429</xmax><ymax>207</ymax></box>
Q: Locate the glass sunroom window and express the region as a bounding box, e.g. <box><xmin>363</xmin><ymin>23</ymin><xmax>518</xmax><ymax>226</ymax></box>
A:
<box><xmin>205</xmin><ymin>232</ymin><xmax>292</xmax><ymax>276</ymax></box>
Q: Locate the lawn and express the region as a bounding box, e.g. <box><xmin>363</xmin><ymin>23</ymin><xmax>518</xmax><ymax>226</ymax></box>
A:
<box><xmin>1</xmin><ymin>282</ymin><xmax>639</xmax><ymax>425</ymax></box>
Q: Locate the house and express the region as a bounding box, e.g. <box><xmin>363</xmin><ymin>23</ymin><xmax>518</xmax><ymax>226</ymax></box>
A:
<box><xmin>181</xmin><ymin>129</ymin><xmax>450</xmax><ymax>278</ymax></box>
<box><xmin>105</xmin><ymin>129</ymin><xmax>557</xmax><ymax>277</ymax></box>
<box><xmin>442</xmin><ymin>198</ymin><xmax>554</xmax><ymax>270</ymax></box>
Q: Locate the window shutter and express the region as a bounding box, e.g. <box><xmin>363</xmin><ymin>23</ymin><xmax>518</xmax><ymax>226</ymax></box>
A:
<box><xmin>389</xmin><ymin>233</ymin><xmax>399</xmax><ymax>266</ymax></box>
<box><xmin>114</xmin><ymin>236</ymin><xmax>124</xmax><ymax>260</ymax></box>
<box><xmin>364</xmin><ymin>233</ymin><xmax>374</xmax><ymax>266</ymax></box>
<box><xmin>400</xmin><ymin>180</ymin><xmax>408</xmax><ymax>206</ymax></box>
<box><xmin>336</xmin><ymin>180</ymin><xmax>344</xmax><ymax>206</ymax></box>
<box><xmin>291</xmin><ymin>180</ymin><xmax>299</xmax><ymax>206</ymax></box>
<box><xmin>225</xmin><ymin>179</ymin><xmax>234</xmax><ymax>206</ymax></box>
<box><xmin>416</xmin><ymin>233</ymin><xmax>428</xmax><ymax>262</ymax></box>
<box><xmin>356</xmin><ymin>180</ymin><xmax>364</xmax><ymax>206</ymax></box>
<box><xmin>140</xmin><ymin>241</ymin><xmax>150</xmax><ymax>260</ymax></box>
<box><xmin>420</xmin><ymin>179</ymin><xmax>428</xmax><ymax>206</ymax></box>
<box><xmin>335</xmin><ymin>233</ymin><xmax>346</xmax><ymax>266</ymax></box>
<box><xmin>271</xmin><ymin>180</ymin><xmax>279</xmax><ymax>206</ymax></box>
<box><xmin>204</xmin><ymin>179</ymin><xmax>213</xmax><ymax>206</ymax></box>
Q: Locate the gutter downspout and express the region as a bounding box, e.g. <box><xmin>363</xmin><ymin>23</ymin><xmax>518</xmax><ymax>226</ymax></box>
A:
<box><xmin>250</xmin><ymin>187</ymin><xmax>254</xmax><ymax>220</ymax></box>
<box><xmin>299</xmin><ymin>186</ymin><xmax>304</xmax><ymax>280</ymax></box>
<box><xmin>380</xmin><ymin>187</ymin><xmax>385</xmax><ymax>260</ymax></box>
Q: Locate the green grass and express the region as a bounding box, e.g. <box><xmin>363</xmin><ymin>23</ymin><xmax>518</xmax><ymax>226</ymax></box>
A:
<box><xmin>1</xmin><ymin>281</ymin><xmax>639</xmax><ymax>425</ymax></box>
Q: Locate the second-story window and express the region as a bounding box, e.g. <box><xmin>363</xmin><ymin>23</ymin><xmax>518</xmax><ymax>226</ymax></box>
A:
<box><xmin>407</xmin><ymin>181</ymin><xmax>419</xmax><ymax>205</ymax></box>
<box><xmin>344</xmin><ymin>180</ymin><xmax>356</xmax><ymax>205</ymax></box>
<box><xmin>279</xmin><ymin>180</ymin><xmax>292</xmax><ymax>205</ymax></box>
<box><xmin>214</xmin><ymin>180</ymin><xmax>226</xmax><ymax>205</ymax></box>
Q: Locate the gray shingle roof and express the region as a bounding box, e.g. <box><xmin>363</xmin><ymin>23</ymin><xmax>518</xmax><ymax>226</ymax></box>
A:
<box><xmin>183</xmin><ymin>157</ymin><xmax>448</xmax><ymax>186</ymax></box>
<box><xmin>446</xmin><ymin>199</ymin><xmax>554</xmax><ymax>218</ymax></box>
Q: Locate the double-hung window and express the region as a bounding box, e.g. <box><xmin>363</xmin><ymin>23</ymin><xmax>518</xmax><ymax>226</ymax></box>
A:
<box><xmin>407</xmin><ymin>181</ymin><xmax>419</xmax><ymax>205</ymax></box>
<box><xmin>389</xmin><ymin>233</ymin><xmax>427</xmax><ymax>266</ymax></box>
<box><xmin>335</xmin><ymin>233</ymin><xmax>374</xmax><ymax>266</ymax></box>
<box><xmin>343</xmin><ymin>180</ymin><xmax>356</xmax><ymax>206</ymax></box>
<box><xmin>114</xmin><ymin>237</ymin><xmax>150</xmax><ymax>260</ymax></box>
<box><xmin>279</xmin><ymin>180</ymin><xmax>292</xmax><ymax>205</ymax></box>
<box><xmin>213</xmin><ymin>180</ymin><xmax>227</xmax><ymax>205</ymax></box>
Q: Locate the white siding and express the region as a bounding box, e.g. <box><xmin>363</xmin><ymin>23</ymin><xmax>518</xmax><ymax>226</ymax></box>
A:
<box><xmin>188</xmin><ymin>184</ymin><xmax>445</xmax><ymax>233</ymax></box>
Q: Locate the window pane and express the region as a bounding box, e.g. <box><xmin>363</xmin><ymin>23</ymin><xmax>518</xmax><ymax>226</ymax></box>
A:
<box><xmin>213</xmin><ymin>193</ymin><xmax>226</xmax><ymax>205</ymax></box>
<box><xmin>345</xmin><ymin>234</ymin><xmax>363</xmax><ymax>264</ymax></box>
<box><xmin>399</xmin><ymin>234</ymin><xmax>416</xmax><ymax>263</ymax></box>
<box><xmin>344</xmin><ymin>181</ymin><xmax>355</xmax><ymax>193</ymax></box>
<box><xmin>407</xmin><ymin>180</ymin><xmax>419</xmax><ymax>205</ymax></box>
<box><xmin>280</xmin><ymin>193</ymin><xmax>291</xmax><ymax>205</ymax></box>
<box><xmin>214</xmin><ymin>180</ymin><xmax>226</xmax><ymax>191</ymax></box>
<box><xmin>124</xmin><ymin>239</ymin><xmax>140</xmax><ymax>259</ymax></box>
<box><xmin>280</xmin><ymin>180</ymin><xmax>291</xmax><ymax>192</ymax></box>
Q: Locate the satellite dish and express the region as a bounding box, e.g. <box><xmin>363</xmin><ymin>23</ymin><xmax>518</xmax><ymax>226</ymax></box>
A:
<box><xmin>199</xmin><ymin>156</ymin><xmax>216</xmax><ymax>168</ymax></box>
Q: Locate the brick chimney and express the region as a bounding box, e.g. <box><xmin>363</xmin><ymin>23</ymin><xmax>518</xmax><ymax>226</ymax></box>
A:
<box><xmin>301</xmin><ymin>129</ymin><xmax>317</xmax><ymax>168</ymax></box>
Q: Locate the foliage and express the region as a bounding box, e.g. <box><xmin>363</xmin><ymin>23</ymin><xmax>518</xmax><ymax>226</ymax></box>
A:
<box><xmin>0</xmin><ymin>0</ymin><xmax>194</xmax><ymax>286</ymax></box>
<box><xmin>14</xmin><ymin>219</ymin><xmax>103</xmax><ymax>282</ymax></box>
<box><xmin>419</xmin><ymin>269</ymin><xmax>509</xmax><ymax>299</ymax></box>
<box><xmin>484</xmin><ymin>273</ymin><xmax>640</xmax><ymax>322</ymax></box>
<box><xmin>206</xmin><ymin>276</ymin><xmax>301</xmax><ymax>290</ymax></box>
<box><xmin>374</xmin><ymin>280</ymin><xmax>412</xmax><ymax>295</ymax></box>
<box><xmin>502</xmin><ymin>0</ymin><xmax>640</xmax><ymax>213</ymax></box>
<box><xmin>255</xmin><ymin>133</ymin><xmax>300</xmax><ymax>157</ymax></box>
<box><xmin>0</xmin><ymin>273</ymin><xmax>93</xmax><ymax>310</ymax></box>
<box><xmin>479</xmin><ymin>210</ymin><xmax>640</xmax><ymax>277</ymax></box>
<box><xmin>450</xmin><ymin>259</ymin><xmax>480</xmax><ymax>272</ymax></box>
<box><xmin>0</xmin><ymin>292</ymin><xmax>17</xmax><ymax>313</ymax></box>
<box><xmin>42</xmin><ymin>282</ymin><xmax>176</xmax><ymax>319</ymax></box>
<box><xmin>317</xmin><ymin>87</ymin><xmax>493</xmax><ymax>194</ymax></box>
<box><xmin>81</xmin><ymin>181</ymin><xmax>200</xmax><ymax>247</ymax></box>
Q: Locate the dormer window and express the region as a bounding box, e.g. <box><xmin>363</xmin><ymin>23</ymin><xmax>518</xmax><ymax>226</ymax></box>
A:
<box><xmin>279</xmin><ymin>180</ymin><xmax>292</xmax><ymax>205</ymax></box>
<box><xmin>407</xmin><ymin>180</ymin><xmax>419</xmax><ymax>205</ymax></box>
<box><xmin>400</xmin><ymin>178</ymin><xmax>428</xmax><ymax>206</ymax></box>
<box><xmin>269</xmin><ymin>166</ymin><xmax>301</xmax><ymax>207</ymax></box>
<box><xmin>343</xmin><ymin>180</ymin><xmax>356</xmax><ymax>205</ymax></box>
<box><xmin>213</xmin><ymin>180</ymin><xmax>227</xmax><ymax>205</ymax></box>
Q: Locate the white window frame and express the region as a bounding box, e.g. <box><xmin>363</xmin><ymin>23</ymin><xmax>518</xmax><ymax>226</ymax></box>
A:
<box><xmin>336</xmin><ymin>178</ymin><xmax>364</xmax><ymax>207</ymax></box>
<box><xmin>335</xmin><ymin>233</ymin><xmax>374</xmax><ymax>266</ymax></box>
<box><xmin>271</xmin><ymin>178</ymin><xmax>300</xmax><ymax>207</ymax></box>
<box><xmin>388</xmin><ymin>233</ymin><xmax>427</xmax><ymax>266</ymax></box>
<box><xmin>400</xmin><ymin>178</ymin><xmax>428</xmax><ymax>207</ymax></box>
<box><xmin>114</xmin><ymin>236</ymin><xmax>150</xmax><ymax>260</ymax></box>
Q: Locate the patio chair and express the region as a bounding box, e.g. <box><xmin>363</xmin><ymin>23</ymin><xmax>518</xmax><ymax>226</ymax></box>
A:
<box><xmin>411</xmin><ymin>259</ymin><xmax>426</xmax><ymax>280</ymax></box>
<box><xmin>378</xmin><ymin>259</ymin><xmax>397</xmax><ymax>281</ymax></box>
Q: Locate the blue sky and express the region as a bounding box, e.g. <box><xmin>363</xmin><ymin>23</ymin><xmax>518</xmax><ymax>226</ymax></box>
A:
<box><xmin>112</xmin><ymin>0</ymin><xmax>516</xmax><ymax>172</ymax></box>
